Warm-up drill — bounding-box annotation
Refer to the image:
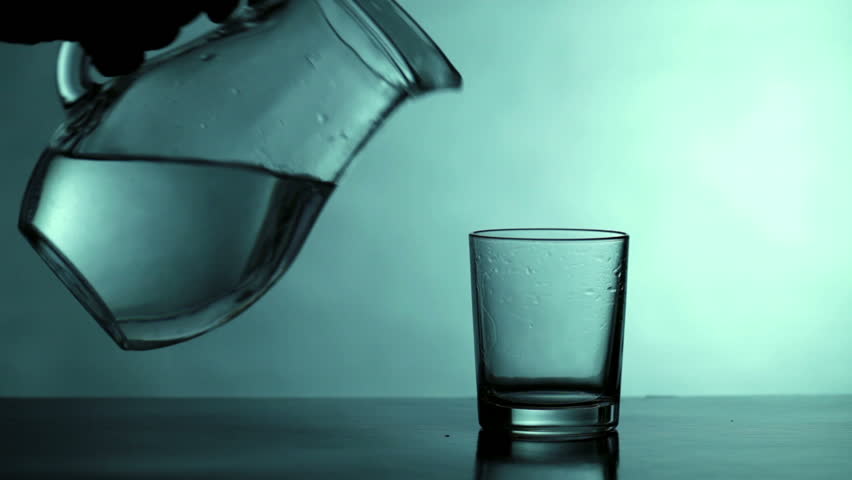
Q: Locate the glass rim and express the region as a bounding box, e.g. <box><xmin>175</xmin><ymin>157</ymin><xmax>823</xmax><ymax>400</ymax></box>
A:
<box><xmin>469</xmin><ymin>228</ymin><xmax>628</xmax><ymax>241</ymax></box>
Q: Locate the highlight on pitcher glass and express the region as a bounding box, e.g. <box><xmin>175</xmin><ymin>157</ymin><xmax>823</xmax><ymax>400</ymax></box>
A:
<box><xmin>469</xmin><ymin>228</ymin><xmax>629</xmax><ymax>439</ymax></box>
<box><xmin>18</xmin><ymin>0</ymin><xmax>462</xmax><ymax>350</ymax></box>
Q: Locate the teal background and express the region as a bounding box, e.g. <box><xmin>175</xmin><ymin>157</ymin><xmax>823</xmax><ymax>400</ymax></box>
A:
<box><xmin>2</xmin><ymin>0</ymin><xmax>852</xmax><ymax>397</ymax></box>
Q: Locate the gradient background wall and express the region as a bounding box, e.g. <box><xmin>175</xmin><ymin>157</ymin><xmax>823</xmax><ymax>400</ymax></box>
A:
<box><xmin>2</xmin><ymin>0</ymin><xmax>851</xmax><ymax>397</ymax></box>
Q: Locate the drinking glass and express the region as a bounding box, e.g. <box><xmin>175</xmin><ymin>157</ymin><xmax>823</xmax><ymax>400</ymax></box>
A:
<box><xmin>469</xmin><ymin>228</ymin><xmax>629</xmax><ymax>439</ymax></box>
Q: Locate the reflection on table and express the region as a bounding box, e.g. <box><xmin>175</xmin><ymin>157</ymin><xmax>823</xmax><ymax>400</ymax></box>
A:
<box><xmin>474</xmin><ymin>430</ymin><xmax>619</xmax><ymax>480</ymax></box>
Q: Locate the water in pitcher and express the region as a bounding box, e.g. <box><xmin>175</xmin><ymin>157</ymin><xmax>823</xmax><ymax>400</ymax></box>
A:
<box><xmin>19</xmin><ymin>151</ymin><xmax>334</xmax><ymax>350</ymax></box>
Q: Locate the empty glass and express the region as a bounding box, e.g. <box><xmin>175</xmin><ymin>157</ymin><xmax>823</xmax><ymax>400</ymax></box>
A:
<box><xmin>469</xmin><ymin>228</ymin><xmax>629</xmax><ymax>439</ymax></box>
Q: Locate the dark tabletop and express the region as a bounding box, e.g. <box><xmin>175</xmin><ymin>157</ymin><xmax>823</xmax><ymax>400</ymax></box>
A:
<box><xmin>2</xmin><ymin>396</ymin><xmax>851</xmax><ymax>479</ymax></box>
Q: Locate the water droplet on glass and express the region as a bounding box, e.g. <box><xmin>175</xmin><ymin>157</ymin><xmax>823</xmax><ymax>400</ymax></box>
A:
<box><xmin>210</xmin><ymin>27</ymin><xmax>228</xmax><ymax>39</ymax></box>
<box><xmin>316</xmin><ymin>113</ymin><xmax>328</xmax><ymax>124</ymax></box>
<box><xmin>528</xmin><ymin>322</ymin><xmax>534</xmax><ymax>329</ymax></box>
<box><xmin>229</xmin><ymin>87</ymin><xmax>240</xmax><ymax>95</ymax></box>
<box><xmin>607</xmin><ymin>286</ymin><xmax>616</xmax><ymax>292</ymax></box>
<box><xmin>525</xmin><ymin>266</ymin><xmax>534</xmax><ymax>275</ymax></box>
<box><xmin>255</xmin><ymin>146</ymin><xmax>270</xmax><ymax>158</ymax></box>
<box><xmin>199</xmin><ymin>122</ymin><xmax>207</xmax><ymax>129</ymax></box>
<box><xmin>278</xmin><ymin>119</ymin><xmax>287</xmax><ymax>127</ymax></box>
<box><xmin>584</xmin><ymin>288</ymin><xmax>594</xmax><ymax>296</ymax></box>
<box><xmin>199</xmin><ymin>52</ymin><xmax>216</xmax><ymax>61</ymax></box>
<box><xmin>305</xmin><ymin>53</ymin><xmax>321</xmax><ymax>68</ymax></box>
<box><xmin>338</xmin><ymin>130</ymin><xmax>349</xmax><ymax>140</ymax></box>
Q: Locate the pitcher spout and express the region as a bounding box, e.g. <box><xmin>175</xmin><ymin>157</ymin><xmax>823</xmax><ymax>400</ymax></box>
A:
<box><xmin>324</xmin><ymin>0</ymin><xmax>462</xmax><ymax>95</ymax></box>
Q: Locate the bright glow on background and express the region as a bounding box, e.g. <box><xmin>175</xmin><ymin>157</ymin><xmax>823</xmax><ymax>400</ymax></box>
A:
<box><xmin>1</xmin><ymin>0</ymin><xmax>852</xmax><ymax>397</ymax></box>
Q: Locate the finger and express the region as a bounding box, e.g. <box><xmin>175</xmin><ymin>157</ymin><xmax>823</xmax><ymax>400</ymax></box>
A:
<box><xmin>140</xmin><ymin>25</ymin><xmax>182</xmax><ymax>51</ymax></box>
<box><xmin>84</xmin><ymin>43</ymin><xmax>146</xmax><ymax>77</ymax></box>
<box><xmin>205</xmin><ymin>0</ymin><xmax>240</xmax><ymax>23</ymax></box>
<box><xmin>162</xmin><ymin>1</ymin><xmax>207</xmax><ymax>27</ymax></box>
<box><xmin>93</xmin><ymin>50</ymin><xmax>145</xmax><ymax>77</ymax></box>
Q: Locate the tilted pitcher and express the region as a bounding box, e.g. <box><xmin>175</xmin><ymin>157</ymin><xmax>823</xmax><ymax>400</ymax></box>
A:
<box><xmin>18</xmin><ymin>0</ymin><xmax>461</xmax><ymax>350</ymax></box>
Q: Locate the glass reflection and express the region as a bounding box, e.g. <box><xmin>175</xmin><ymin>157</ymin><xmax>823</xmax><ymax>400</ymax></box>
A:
<box><xmin>474</xmin><ymin>430</ymin><xmax>619</xmax><ymax>480</ymax></box>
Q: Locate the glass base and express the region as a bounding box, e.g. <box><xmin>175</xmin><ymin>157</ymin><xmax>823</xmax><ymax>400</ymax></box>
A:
<box><xmin>478</xmin><ymin>397</ymin><xmax>618</xmax><ymax>440</ymax></box>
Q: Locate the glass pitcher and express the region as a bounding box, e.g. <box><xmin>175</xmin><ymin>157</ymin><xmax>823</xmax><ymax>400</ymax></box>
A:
<box><xmin>18</xmin><ymin>0</ymin><xmax>461</xmax><ymax>351</ymax></box>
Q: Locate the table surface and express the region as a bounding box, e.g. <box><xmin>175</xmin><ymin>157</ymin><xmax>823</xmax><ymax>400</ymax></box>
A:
<box><xmin>2</xmin><ymin>396</ymin><xmax>851</xmax><ymax>479</ymax></box>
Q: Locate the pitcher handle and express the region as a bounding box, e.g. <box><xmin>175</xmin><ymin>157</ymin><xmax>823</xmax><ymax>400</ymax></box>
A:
<box><xmin>56</xmin><ymin>42</ymin><xmax>98</xmax><ymax>109</ymax></box>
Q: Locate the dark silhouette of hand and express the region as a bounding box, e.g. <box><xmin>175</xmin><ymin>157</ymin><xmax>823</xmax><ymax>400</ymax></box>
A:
<box><xmin>1</xmin><ymin>1</ymin><xmax>239</xmax><ymax>76</ymax></box>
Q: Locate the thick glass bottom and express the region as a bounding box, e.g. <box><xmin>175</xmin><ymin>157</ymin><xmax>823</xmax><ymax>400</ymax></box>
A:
<box><xmin>478</xmin><ymin>397</ymin><xmax>618</xmax><ymax>440</ymax></box>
